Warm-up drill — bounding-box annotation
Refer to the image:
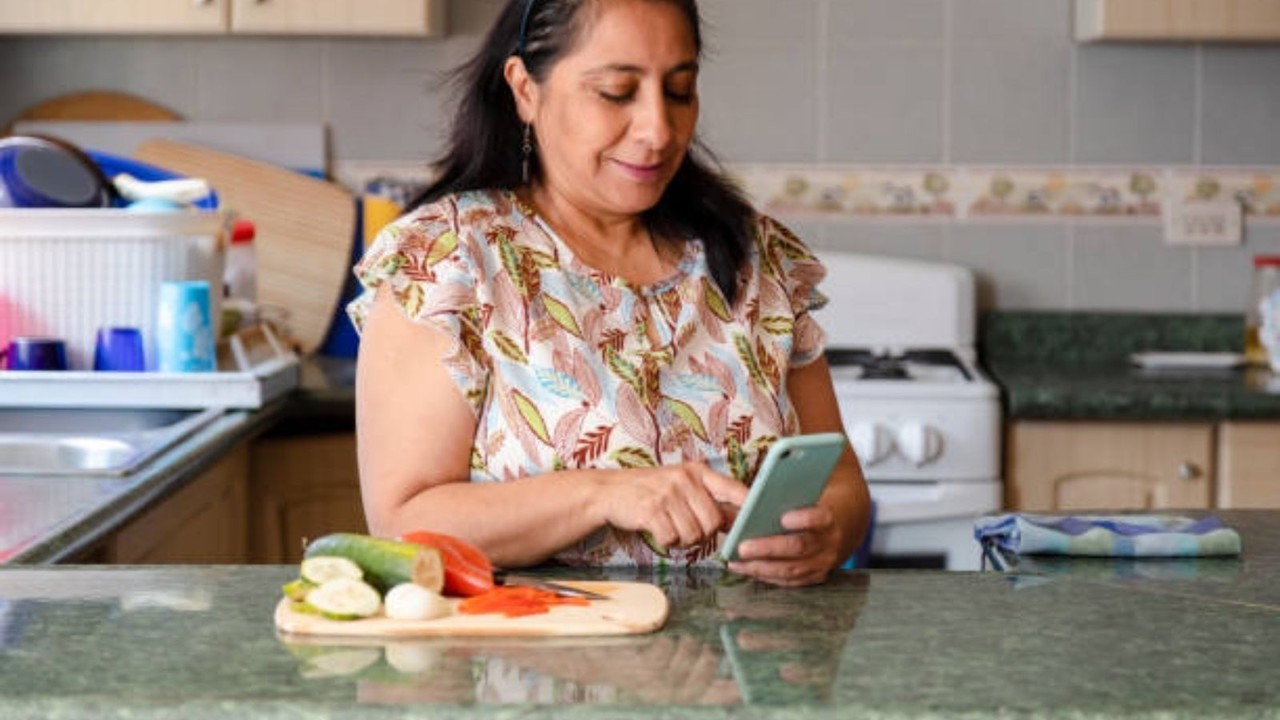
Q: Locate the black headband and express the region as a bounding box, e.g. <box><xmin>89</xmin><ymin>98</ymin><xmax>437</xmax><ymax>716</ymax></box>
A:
<box><xmin>517</xmin><ymin>0</ymin><xmax>537</xmax><ymax>57</ymax></box>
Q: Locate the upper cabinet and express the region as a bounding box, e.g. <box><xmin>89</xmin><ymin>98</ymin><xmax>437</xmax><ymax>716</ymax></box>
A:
<box><xmin>0</xmin><ymin>0</ymin><xmax>228</xmax><ymax>35</ymax></box>
<box><xmin>230</xmin><ymin>0</ymin><xmax>445</xmax><ymax>37</ymax></box>
<box><xmin>0</xmin><ymin>0</ymin><xmax>445</xmax><ymax>36</ymax></box>
<box><xmin>1076</xmin><ymin>0</ymin><xmax>1280</xmax><ymax>42</ymax></box>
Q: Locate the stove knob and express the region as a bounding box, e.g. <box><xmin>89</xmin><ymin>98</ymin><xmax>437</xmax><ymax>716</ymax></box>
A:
<box><xmin>849</xmin><ymin>423</ymin><xmax>893</xmax><ymax>467</ymax></box>
<box><xmin>896</xmin><ymin>422</ymin><xmax>943</xmax><ymax>466</ymax></box>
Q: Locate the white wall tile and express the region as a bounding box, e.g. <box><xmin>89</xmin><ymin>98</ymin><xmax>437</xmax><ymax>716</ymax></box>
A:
<box><xmin>823</xmin><ymin>44</ymin><xmax>945</xmax><ymax>163</ymax></box>
<box><xmin>826</xmin><ymin>0</ymin><xmax>945</xmax><ymax>43</ymax></box>
<box><xmin>324</xmin><ymin>38</ymin><xmax>455</xmax><ymax>162</ymax></box>
<box><xmin>1072</xmin><ymin>225</ymin><xmax>1193</xmax><ymax>312</ymax></box>
<box><xmin>1196</xmin><ymin>227</ymin><xmax>1280</xmax><ymax>313</ymax></box>
<box><xmin>1201</xmin><ymin>47</ymin><xmax>1280</xmax><ymax>165</ymax></box>
<box><xmin>699</xmin><ymin>0</ymin><xmax>818</xmax><ymax>46</ymax></box>
<box><xmin>0</xmin><ymin>38</ymin><xmax>198</xmax><ymax>122</ymax></box>
<box><xmin>950</xmin><ymin>44</ymin><xmax>1071</xmax><ymax>163</ymax></box>
<box><xmin>950</xmin><ymin>0</ymin><xmax>1072</xmax><ymax>46</ymax></box>
<box><xmin>946</xmin><ymin>224</ymin><xmax>1070</xmax><ymax>310</ymax></box>
<box><xmin>195</xmin><ymin>38</ymin><xmax>323</xmax><ymax>121</ymax></box>
<box><xmin>812</xmin><ymin>222</ymin><xmax>946</xmax><ymax>262</ymax></box>
<box><xmin>1075</xmin><ymin>45</ymin><xmax>1196</xmax><ymax>164</ymax></box>
<box><xmin>699</xmin><ymin>44</ymin><xmax>819</xmax><ymax>162</ymax></box>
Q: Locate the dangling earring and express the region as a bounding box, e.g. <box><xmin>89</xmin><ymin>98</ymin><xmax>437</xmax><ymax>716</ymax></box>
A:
<box><xmin>521</xmin><ymin>123</ymin><xmax>533</xmax><ymax>185</ymax></box>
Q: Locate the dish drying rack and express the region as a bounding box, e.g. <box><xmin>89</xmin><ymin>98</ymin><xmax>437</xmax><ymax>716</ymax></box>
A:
<box><xmin>0</xmin><ymin>324</ymin><xmax>299</xmax><ymax>409</ymax></box>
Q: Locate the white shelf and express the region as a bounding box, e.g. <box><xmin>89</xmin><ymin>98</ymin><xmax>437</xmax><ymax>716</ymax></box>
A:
<box><xmin>0</xmin><ymin>355</ymin><xmax>298</xmax><ymax>409</ymax></box>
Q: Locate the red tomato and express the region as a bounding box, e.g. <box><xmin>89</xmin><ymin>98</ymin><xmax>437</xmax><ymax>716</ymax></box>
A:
<box><xmin>399</xmin><ymin>531</ymin><xmax>495</xmax><ymax>597</ymax></box>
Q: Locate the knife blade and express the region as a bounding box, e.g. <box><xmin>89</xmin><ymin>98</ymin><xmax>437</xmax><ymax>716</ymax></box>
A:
<box><xmin>495</xmin><ymin>573</ymin><xmax>610</xmax><ymax>601</ymax></box>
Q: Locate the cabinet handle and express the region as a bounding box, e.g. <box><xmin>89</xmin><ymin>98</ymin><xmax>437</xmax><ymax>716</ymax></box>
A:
<box><xmin>193</xmin><ymin>0</ymin><xmax>213</xmax><ymax>5</ymax></box>
<box><xmin>1178</xmin><ymin>462</ymin><xmax>1202</xmax><ymax>481</ymax></box>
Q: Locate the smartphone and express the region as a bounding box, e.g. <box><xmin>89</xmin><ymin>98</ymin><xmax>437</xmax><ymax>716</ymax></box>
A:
<box><xmin>719</xmin><ymin>432</ymin><xmax>847</xmax><ymax>562</ymax></box>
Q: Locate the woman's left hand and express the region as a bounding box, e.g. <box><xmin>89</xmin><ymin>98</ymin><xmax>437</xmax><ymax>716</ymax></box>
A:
<box><xmin>725</xmin><ymin>503</ymin><xmax>845</xmax><ymax>587</ymax></box>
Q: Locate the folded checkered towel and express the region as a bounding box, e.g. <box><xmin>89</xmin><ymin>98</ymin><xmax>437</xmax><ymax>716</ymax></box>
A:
<box><xmin>973</xmin><ymin>514</ymin><xmax>1242</xmax><ymax>557</ymax></box>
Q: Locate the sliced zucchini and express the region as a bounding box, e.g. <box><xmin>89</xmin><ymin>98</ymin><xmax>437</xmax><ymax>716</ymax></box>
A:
<box><xmin>306</xmin><ymin>578</ymin><xmax>382</xmax><ymax>620</ymax></box>
<box><xmin>304</xmin><ymin>533</ymin><xmax>444</xmax><ymax>594</ymax></box>
<box><xmin>300</xmin><ymin>556</ymin><xmax>363</xmax><ymax>585</ymax></box>
<box><xmin>282</xmin><ymin>578</ymin><xmax>315</xmax><ymax>602</ymax></box>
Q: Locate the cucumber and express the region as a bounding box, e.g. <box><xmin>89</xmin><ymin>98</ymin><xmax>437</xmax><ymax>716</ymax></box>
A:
<box><xmin>303</xmin><ymin>533</ymin><xmax>444</xmax><ymax>594</ymax></box>
<box><xmin>300</xmin><ymin>556</ymin><xmax>363</xmax><ymax>585</ymax></box>
<box><xmin>306</xmin><ymin>578</ymin><xmax>382</xmax><ymax>620</ymax></box>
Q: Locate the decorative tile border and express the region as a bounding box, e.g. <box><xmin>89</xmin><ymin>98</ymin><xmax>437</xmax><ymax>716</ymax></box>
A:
<box><xmin>736</xmin><ymin>166</ymin><xmax>957</xmax><ymax>217</ymax></box>
<box><xmin>732</xmin><ymin>164</ymin><xmax>1280</xmax><ymax>222</ymax></box>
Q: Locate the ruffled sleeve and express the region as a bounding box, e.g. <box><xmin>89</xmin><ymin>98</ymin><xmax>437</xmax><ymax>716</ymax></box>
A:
<box><xmin>757</xmin><ymin>215</ymin><xmax>829</xmax><ymax>367</ymax></box>
<box><xmin>346</xmin><ymin>198</ymin><xmax>489</xmax><ymax>414</ymax></box>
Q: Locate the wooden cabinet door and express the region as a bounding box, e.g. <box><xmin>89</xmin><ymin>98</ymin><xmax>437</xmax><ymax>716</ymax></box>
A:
<box><xmin>108</xmin><ymin>443</ymin><xmax>250</xmax><ymax>563</ymax></box>
<box><xmin>229</xmin><ymin>0</ymin><xmax>444</xmax><ymax>36</ymax></box>
<box><xmin>249</xmin><ymin>433</ymin><xmax>366</xmax><ymax>563</ymax></box>
<box><xmin>0</xmin><ymin>0</ymin><xmax>227</xmax><ymax>34</ymax></box>
<box><xmin>1077</xmin><ymin>0</ymin><xmax>1280</xmax><ymax>41</ymax></box>
<box><xmin>1007</xmin><ymin>422</ymin><xmax>1214</xmax><ymax>512</ymax></box>
<box><xmin>1217</xmin><ymin>422</ymin><xmax>1280</xmax><ymax>508</ymax></box>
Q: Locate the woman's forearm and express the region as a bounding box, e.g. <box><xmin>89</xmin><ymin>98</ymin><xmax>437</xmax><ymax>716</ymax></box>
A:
<box><xmin>372</xmin><ymin>469</ymin><xmax>614</xmax><ymax>567</ymax></box>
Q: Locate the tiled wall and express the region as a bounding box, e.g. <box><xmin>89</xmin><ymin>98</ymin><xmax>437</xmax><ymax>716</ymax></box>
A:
<box><xmin>3</xmin><ymin>0</ymin><xmax>1280</xmax><ymax>312</ymax></box>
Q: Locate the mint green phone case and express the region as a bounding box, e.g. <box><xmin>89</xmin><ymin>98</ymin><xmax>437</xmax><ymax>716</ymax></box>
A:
<box><xmin>719</xmin><ymin>432</ymin><xmax>847</xmax><ymax>562</ymax></box>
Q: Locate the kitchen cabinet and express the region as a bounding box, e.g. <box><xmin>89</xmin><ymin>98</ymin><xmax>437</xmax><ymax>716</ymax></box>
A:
<box><xmin>0</xmin><ymin>0</ymin><xmax>444</xmax><ymax>36</ymax></box>
<box><xmin>230</xmin><ymin>0</ymin><xmax>444</xmax><ymax>37</ymax></box>
<box><xmin>248</xmin><ymin>433</ymin><xmax>365</xmax><ymax>563</ymax></box>
<box><xmin>1076</xmin><ymin>0</ymin><xmax>1280</xmax><ymax>42</ymax></box>
<box><xmin>1216</xmin><ymin>422</ymin><xmax>1280</xmax><ymax>508</ymax></box>
<box><xmin>106</xmin><ymin>443</ymin><xmax>250</xmax><ymax>563</ymax></box>
<box><xmin>0</xmin><ymin>0</ymin><xmax>227</xmax><ymax>35</ymax></box>
<box><xmin>1006</xmin><ymin>421</ymin><xmax>1214</xmax><ymax>511</ymax></box>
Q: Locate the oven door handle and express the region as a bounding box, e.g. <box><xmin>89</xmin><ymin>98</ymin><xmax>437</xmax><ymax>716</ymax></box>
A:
<box><xmin>869</xmin><ymin>481</ymin><xmax>1001</xmax><ymax>524</ymax></box>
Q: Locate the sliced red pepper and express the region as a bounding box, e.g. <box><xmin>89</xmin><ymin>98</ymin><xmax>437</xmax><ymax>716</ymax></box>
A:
<box><xmin>399</xmin><ymin>531</ymin><xmax>496</xmax><ymax>597</ymax></box>
<box><xmin>457</xmin><ymin>586</ymin><xmax>589</xmax><ymax>617</ymax></box>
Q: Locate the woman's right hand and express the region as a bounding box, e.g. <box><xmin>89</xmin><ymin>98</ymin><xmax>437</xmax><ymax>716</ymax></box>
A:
<box><xmin>596</xmin><ymin>463</ymin><xmax>748</xmax><ymax>551</ymax></box>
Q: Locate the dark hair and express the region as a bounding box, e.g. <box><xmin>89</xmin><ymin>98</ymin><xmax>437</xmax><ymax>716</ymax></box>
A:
<box><xmin>411</xmin><ymin>0</ymin><xmax>754</xmax><ymax>305</ymax></box>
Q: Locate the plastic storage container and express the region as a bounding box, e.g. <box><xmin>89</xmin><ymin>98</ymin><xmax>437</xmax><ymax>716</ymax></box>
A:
<box><xmin>0</xmin><ymin>210</ymin><xmax>228</xmax><ymax>371</ymax></box>
<box><xmin>1245</xmin><ymin>255</ymin><xmax>1280</xmax><ymax>368</ymax></box>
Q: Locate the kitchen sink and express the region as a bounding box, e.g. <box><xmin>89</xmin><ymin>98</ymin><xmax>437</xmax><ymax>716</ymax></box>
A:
<box><xmin>0</xmin><ymin>408</ymin><xmax>224</xmax><ymax>476</ymax></box>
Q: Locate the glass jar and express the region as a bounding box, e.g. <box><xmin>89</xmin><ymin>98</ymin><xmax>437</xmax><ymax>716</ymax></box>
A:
<box><xmin>1245</xmin><ymin>255</ymin><xmax>1280</xmax><ymax>367</ymax></box>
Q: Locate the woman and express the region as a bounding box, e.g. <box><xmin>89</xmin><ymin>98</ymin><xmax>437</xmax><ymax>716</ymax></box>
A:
<box><xmin>349</xmin><ymin>0</ymin><xmax>870</xmax><ymax>587</ymax></box>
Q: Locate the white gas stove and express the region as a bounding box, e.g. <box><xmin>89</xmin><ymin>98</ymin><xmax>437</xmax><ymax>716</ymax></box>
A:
<box><xmin>813</xmin><ymin>252</ymin><xmax>1002</xmax><ymax>570</ymax></box>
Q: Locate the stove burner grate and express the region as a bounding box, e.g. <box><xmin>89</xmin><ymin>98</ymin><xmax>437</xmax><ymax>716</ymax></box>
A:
<box><xmin>824</xmin><ymin>347</ymin><xmax>972</xmax><ymax>381</ymax></box>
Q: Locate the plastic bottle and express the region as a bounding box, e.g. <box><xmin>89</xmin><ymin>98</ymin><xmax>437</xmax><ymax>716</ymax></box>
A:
<box><xmin>1245</xmin><ymin>255</ymin><xmax>1280</xmax><ymax>367</ymax></box>
<box><xmin>224</xmin><ymin>219</ymin><xmax>257</xmax><ymax>303</ymax></box>
<box><xmin>221</xmin><ymin>219</ymin><xmax>258</xmax><ymax>339</ymax></box>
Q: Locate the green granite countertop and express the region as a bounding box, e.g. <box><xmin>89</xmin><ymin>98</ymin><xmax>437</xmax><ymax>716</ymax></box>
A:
<box><xmin>981</xmin><ymin>312</ymin><xmax>1280</xmax><ymax>420</ymax></box>
<box><xmin>0</xmin><ymin>510</ymin><xmax>1277</xmax><ymax>720</ymax></box>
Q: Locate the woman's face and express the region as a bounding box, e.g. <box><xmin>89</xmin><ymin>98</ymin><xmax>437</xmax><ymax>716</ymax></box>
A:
<box><xmin>522</xmin><ymin>0</ymin><xmax>699</xmax><ymax>218</ymax></box>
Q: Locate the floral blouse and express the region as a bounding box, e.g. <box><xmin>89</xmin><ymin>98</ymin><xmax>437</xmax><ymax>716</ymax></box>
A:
<box><xmin>348</xmin><ymin>188</ymin><xmax>828</xmax><ymax>566</ymax></box>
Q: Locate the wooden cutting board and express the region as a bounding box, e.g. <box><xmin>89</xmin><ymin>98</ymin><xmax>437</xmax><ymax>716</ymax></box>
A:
<box><xmin>135</xmin><ymin>138</ymin><xmax>356</xmax><ymax>354</ymax></box>
<box><xmin>11</xmin><ymin>90</ymin><xmax>182</xmax><ymax>124</ymax></box>
<box><xmin>274</xmin><ymin>581</ymin><xmax>669</xmax><ymax>638</ymax></box>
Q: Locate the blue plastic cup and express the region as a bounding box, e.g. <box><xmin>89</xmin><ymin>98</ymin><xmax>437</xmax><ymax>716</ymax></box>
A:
<box><xmin>93</xmin><ymin>327</ymin><xmax>146</xmax><ymax>372</ymax></box>
<box><xmin>155</xmin><ymin>281</ymin><xmax>215</xmax><ymax>373</ymax></box>
<box><xmin>3</xmin><ymin>337</ymin><xmax>68</xmax><ymax>371</ymax></box>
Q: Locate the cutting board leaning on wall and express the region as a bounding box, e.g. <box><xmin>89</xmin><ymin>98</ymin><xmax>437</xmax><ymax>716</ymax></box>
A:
<box><xmin>136</xmin><ymin>139</ymin><xmax>357</xmax><ymax>354</ymax></box>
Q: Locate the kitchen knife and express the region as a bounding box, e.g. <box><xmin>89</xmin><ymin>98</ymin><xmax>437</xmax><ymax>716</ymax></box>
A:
<box><xmin>495</xmin><ymin>573</ymin><xmax>611</xmax><ymax>601</ymax></box>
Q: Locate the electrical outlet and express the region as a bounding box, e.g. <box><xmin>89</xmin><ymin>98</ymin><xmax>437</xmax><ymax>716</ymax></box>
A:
<box><xmin>1163</xmin><ymin>198</ymin><xmax>1243</xmax><ymax>246</ymax></box>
